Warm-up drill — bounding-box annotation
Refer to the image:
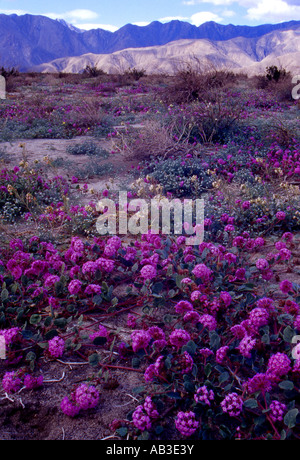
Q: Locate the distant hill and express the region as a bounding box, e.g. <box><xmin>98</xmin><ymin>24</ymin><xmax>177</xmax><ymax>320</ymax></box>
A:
<box><xmin>34</xmin><ymin>28</ymin><xmax>300</xmax><ymax>76</ymax></box>
<box><xmin>1</xmin><ymin>13</ymin><xmax>300</xmax><ymax>71</ymax></box>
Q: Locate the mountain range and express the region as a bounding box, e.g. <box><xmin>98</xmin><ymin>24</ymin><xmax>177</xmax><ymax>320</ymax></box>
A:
<box><xmin>0</xmin><ymin>13</ymin><xmax>300</xmax><ymax>74</ymax></box>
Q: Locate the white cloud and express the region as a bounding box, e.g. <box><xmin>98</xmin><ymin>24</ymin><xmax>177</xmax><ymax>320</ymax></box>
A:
<box><xmin>132</xmin><ymin>21</ymin><xmax>151</xmax><ymax>26</ymax></box>
<box><xmin>77</xmin><ymin>23</ymin><xmax>118</xmax><ymax>32</ymax></box>
<box><xmin>222</xmin><ymin>9</ymin><xmax>236</xmax><ymax>17</ymax></box>
<box><xmin>159</xmin><ymin>16</ymin><xmax>190</xmax><ymax>22</ymax></box>
<box><xmin>0</xmin><ymin>9</ymin><xmax>29</xmax><ymax>15</ymax></box>
<box><xmin>190</xmin><ymin>11</ymin><xmax>223</xmax><ymax>25</ymax></box>
<box><xmin>45</xmin><ymin>9</ymin><xmax>99</xmax><ymax>21</ymax></box>
<box><xmin>246</xmin><ymin>0</ymin><xmax>300</xmax><ymax>21</ymax></box>
<box><xmin>182</xmin><ymin>0</ymin><xmax>300</xmax><ymax>22</ymax></box>
<box><xmin>183</xmin><ymin>0</ymin><xmax>234</xmax><ymax>5</ymax></box>
<box><xmin>65</xmin><ymin>9</ymin><xmax>99</xmax><ymax>21</ymax></box>
<box><xmin>182</xmin><ymin>0</ymin><xmax>300</xmax><ymax>7</ymax></box>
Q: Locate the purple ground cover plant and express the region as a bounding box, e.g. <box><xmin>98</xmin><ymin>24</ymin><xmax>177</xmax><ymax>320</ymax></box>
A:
<box><xmin>0</xmin><ymin>72</ymin><xmax>299</xmax><ymax>440</ymax></box>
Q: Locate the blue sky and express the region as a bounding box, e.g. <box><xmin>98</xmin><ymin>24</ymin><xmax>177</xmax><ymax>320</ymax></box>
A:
<box><xmin>0</xmin><ymin>0</ymin><xmax>300</xmax><ymax>31</ymax></box>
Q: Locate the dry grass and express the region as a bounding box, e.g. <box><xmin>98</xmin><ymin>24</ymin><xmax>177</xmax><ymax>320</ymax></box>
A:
<box><xmin>114</xmin><ymin>119</ymin><xmax>198</xmax><ymax>161</ymax></box>
<box><xmin>162</xmin><ymin>59</ymin><xmax>240</xmax><ymax>104</ymax></box>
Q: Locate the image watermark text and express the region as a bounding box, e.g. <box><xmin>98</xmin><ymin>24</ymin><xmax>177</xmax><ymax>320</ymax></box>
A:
<box><xmin>0</xmin><ymin>75</ymin><xmax>5</xmax><ymax>99</ymax></box>
<box><xmin>292</xmin><ymin>75</ymin><xmax>300</xmax><ymax>100</ymax></box>
<box><xmin>0</xmin><ymin>336</ymin><xmax>6</xmax><ymax>360</ymax></box>
<box><xmin>96</xmin><ymin>192</ymin><xmax>204</xmax><ymax>245</ymax></box>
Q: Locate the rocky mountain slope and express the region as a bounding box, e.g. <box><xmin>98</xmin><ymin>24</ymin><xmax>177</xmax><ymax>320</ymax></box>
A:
<box><xmin>1</xmin><ymin>13</ymin><xmax>300</xmax><ymax>71</ymax></box>
<box><xmin>34</xmin><ymin>28</ymin><xmax>300</xmax><ymax>76</ymax></box>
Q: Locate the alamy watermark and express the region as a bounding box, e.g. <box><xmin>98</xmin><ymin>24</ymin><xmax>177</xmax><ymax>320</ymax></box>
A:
<box><xmin>292</xmin><ymin>75</ymin><xmax>300</xmax><ymax>100</ymax></box>
<box><xmin>96</xmin><ymin>192</ymin><xmax>204</xmax><ymax>245</ymax></box>
<box><xmin>0</xmin><ymin>75</ymin><xmax>6</xmax><ymax>99</ymax></box>
<box><xmin>291</xmin><ymin>335</ymin><xmax>300</xmax><ymax>361</ymax></box>
<box><xmin>0</xmin><ymin>335</ymin><xmax>5</xmax><ymax>360</ymax></box>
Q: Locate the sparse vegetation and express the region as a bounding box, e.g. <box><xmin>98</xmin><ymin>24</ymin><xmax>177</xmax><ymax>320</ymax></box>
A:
<box><xmin>0</xmin><ymin>66</ymin><xmax>300</xmax><ymax>441</ymax></box>
<box><xmin>82</xmin><ymin>65</ymin><xmax>107</xmax><ymax>78</ymax></box>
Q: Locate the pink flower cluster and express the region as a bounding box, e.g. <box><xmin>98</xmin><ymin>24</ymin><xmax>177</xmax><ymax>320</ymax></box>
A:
<box><xmin>2</xmin><ymin>371</ymin><xmax>23</xmax><ymax>393</ymax></box>
<box><xmin>175</xmin><ymin>411</ymin><xmax>199</xmax><ymax>437</ymax></box>
<box><xmin>266</xmin><ymin>352</ymin><xmax>291</xmax><ymax>381</ymax></box>
<box><xmin>179</xmin><ymin>351</ymin><xmax>194</xmax><ymax>374</ymax></box>
<box><xmin>269</xmin><ymin>400</ymin><xmax>287</xmax><ymax>422</ymax></box>
<box><xmin>48</xmin><ymin>336</ymin><xmax>65</xmax><ymax>358</ymax></box>
<box><xmin>221</xmin><ymin>392</ymin><xmax>243</xmax><ymax>417</ymax></box>
<box><xmin>237</xmin><ymin>335</ymin><xmax>256</xmax><ymax>358</ymax></box>
<box><xmin>131</xmin><ymin>330</ymin><xmax>151</xmax><ymax>352</ymax></box>
<box><xmin>198</xmin><ymin>314</ymin><xmax>217</xmax><ymax>331</ymax></box>
<box><xmin>169</xmin><ymin>329</ymin><xmax>191</xmax><ymax>349</ymax></box>
<box><xmin>192</xmin><ymin>263</ymin><xmax>212</xmax><ymax>282</ymax></box>
<box><xmin>132</xmin><ymin>405</ymin><xmax>152</xmax><ymax>431</ymax></box>
<box><xmin>140</xmin><ymin>264</ymin><xmax>157</xmax><ymax>280</ymax></box>
<box><xmin>2</xmin><ymin>371</ymin><xmax>43</xmax><ymax>393</ymax></box>
<box><xmin>249</xmin><ymin>307</ymin><xmax>269</xmax><ymax>330</ymax></box>
<box><xmin>61</xmin><ymin>383</ymin><xmax>100</xmax><ymax>417</ymax></box>
<box><xmin>0</xmin><ymin>327</ymin><xmax>20</xmax><ymax>345</ymax></box>
<box><xmin>194</xmin><ymin>385</ymin><xmax>215</xmax><ymax>405</ymax></box>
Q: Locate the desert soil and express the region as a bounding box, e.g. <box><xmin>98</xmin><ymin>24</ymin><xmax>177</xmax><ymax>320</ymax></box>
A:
<box><xmin>0</xmin><ymin>135</ymin><xmax>150</xmax><ymax>441</ymax></box>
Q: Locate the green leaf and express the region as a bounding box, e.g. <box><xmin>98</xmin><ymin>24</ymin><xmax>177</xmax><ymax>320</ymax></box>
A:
<box><xmin>219</xmin><ymin>424</ymin><xmax>232</xmax><ymax>439</ymax></box>
<box><xmin>163</xmin><ymin>314</ymin><xmax>174</xmax><ymax>324</ymax></box>
<box><xmin>93</xmin><ymin>295</ymin><xmax>103</xmax><ymax>306</ymax></box>
<box><xmin>175</xmin><ymin>274</ymin><xmax>185</xmax><ymax>288</ymax></box>
<box><xmin>1</xmin><ymin>288</ymin><xmax>9</xmax><ymax>302</ymax></box>
<box><xmin>261</xmin><ymin>333</ymin><xmax>270</xmax><ymax>344</ymax></box>
<box><xmin>25</xmin><ymin>351</ymin><xmax>36</xmax><ymax>362</ymax></box>
<box><xmin>29</xmin><ymin>314</ymin><xmax>42</xmax><ymax>325</ymax></box>
<box><xmin>182</xmin><ymin>340</ymin><xmax>198</xmax><ymax>356</ymax></box>
<box><xmin>88</xmin><ymin>353</ymin><xmax>100</xmax><ymax>367</ymax></box>
<box><xmin>219</xmin><ymin>372</ymin><xmax>230</xmax><ymax>384</ymax></box>
<box><xmin>184</xmin><ymin>380</ymin><xmax>195</xmax><ymax>393</ymax></box>
<box><xmin>279</xmin><ymin>380</ymin><xmax>294</xmax><ymax>391</ymax></box>
<box><xmin>44</xmin><ymin>316</ymin><xmax>53</xmax><ymax>327</ymax></box>
<box><xmin>101</xmin><ymin>281</ymin><xmax>109</xmax><ymax>293</ymax></box>
<box><xmin>53</xmin><ymin>317</ymin><xmax>67</xmax><ymax>329</ymax></box>
<box><xmin>131</xmin><ymin>357</ymin><xmax>141</xmax><ymax>369</ymax></box>
<box><xmin>116</xmin><ymin>427</ymin><xmax>128</xmax><ymax>437</ymax></box>
<box><xmin>168</xmin><ymin>289</ymin><xmax>178</xmax><ymax>298</ymax></box>
<box><xmin>244</xmin><ymin>399</ymin><xmax>258</xmax><ymax>409</ymax></box>
<box><xmin>283</xmin><ymin>326</ymin><xmax>295</xmax><ymax>343</ymax></box>
<box><xmin>284</xmin><ymin>408</ymin><xmax>299</xmax><ymax>429</ymax></box>
<box><xmin>55</xmin><ymin>281</ymin><xmax>65</xmax><ymax>296</ymax></box>
<box><xmin>16</xmin><ymin>308</ymin><xmax>24</xmax><ymax>321</ymax></box>
<box><xmin>138</xmin><ymin>431</ymin><xmax>149</xmax><ymax>441</ymax></box>
<box><xmin>131</xmin><ymin>263</ymin><xmax>138</xmax><ymax>273</ymax></box>
<box><xmin>209</xmin><ymin>331</ymin><xmax>221</xmax><ymax>350</ymax></box>
<box><xmin>44</xmin><ymin>329</ymin><xmax>58</xmax><ymax>340</ymax></box>
<box><xmin>152</xmin><ymin>282</ymin><xmax>164</xmax><ymax>295</ymax></box>
<box><xmin>280</xmin><ymin>430</ymin><xmax>287</xmax><ymax>440</ymax></box>
<box><xmin>155</xmin><ymin>426</ymin><xmax>164</xmax><ymax>435</ymax></box>
<box><xmin>93</xmin><ymin>336</ymin><xmax>107</xmax><ymax>346</ymax></box>
<box><xmin>204</xmin><ymin>363</ymin><xmax>212</xmax><ymax>377</ymax></box>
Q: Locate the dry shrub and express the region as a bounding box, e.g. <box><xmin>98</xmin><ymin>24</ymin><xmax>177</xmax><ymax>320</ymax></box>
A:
<box><xmin>41</xmin><ymin>74</ymin><xmax>61</xmax><ymax>87</ymax></box>
<box><xmin>264</xmin><ymin>117</ymin><xmax>300</xmax><ymax>147</ymax></box>
<box><xmin>162</xmin><ymin>59</ymin><xmax>239</xmax><ymax>104</ymax></box>
<box><xmin>57</xmin><ymin>72</ymin><xmax>85</xmax><ymax>84</ymax></box>
<box><xmin>62</xmin><ymin>97</ymin><xmax>105</xmax><ymax>128</ymax></box>
<box><xmin>252</xmin><ymin>66</ymin><xmax>293</xmax><ymax>101</ymax></box>
<box><xmin>5</xmin><ymin>75</ymin><xmax>22</xmax><ymax>93</ymax></box>
<box><xmin>115</xmin><ymin>120</ymin><xmax>197</xmax><ymax>161</ymax></box>
<box><xmin>268</xmin><ymin>75</ymin><xmax>294</xmax><ymax>102</ymax></box>
<box><xmin>82</xmin><ymin>65</ymin><xmax>106</xmax><ymax>78</ymax></box>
